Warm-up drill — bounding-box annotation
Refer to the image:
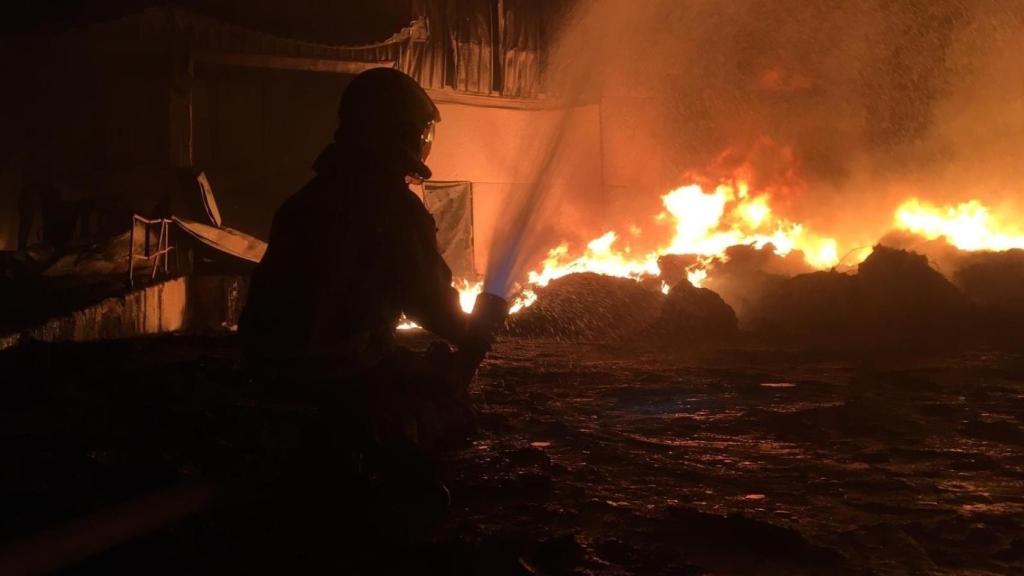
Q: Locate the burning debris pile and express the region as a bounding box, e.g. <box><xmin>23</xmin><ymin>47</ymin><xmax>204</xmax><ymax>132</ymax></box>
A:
<box><xmin>501</xmin><ymin>271</ymin><xmax>738</xmax><ymax>343</ymax></box>
<box><xmin>494</xmin><ymin>238</ymin><xmax>1024</xmax><ymax>350</ymax></box>
<box><xmin>485</xmin><ymin>183</ymin><xmax>1024</xmax><ymax>349</ymax></box>
<box><xmin>471</xmin><ymin>111</ymin><xmax>1024</xmax><ymax>349</ymax></box>
<box><xmin>646</xmin><ymin>278</ymin><xmax>738</xmax><ymax>343</ymax></box>
<box><xmin>749</xmin><ymin>246</ymin><xmax>970</xmax><ymax>347</ymax></box>
<box><xmin>475</xmin><ymin>0</ymin><xmax>1024</xmax><ymax>351</ymax></box>
<box><xmin>504</xmin><ymin>272</ymin><xmax>664</xmax><ymax>340</ymax></box>
<box><xmin>954</xmin><ymin>249</ymin><xmax>1024</xmax><ymax>333</ymax></box>
<box><xmin>699</xmin><ymin>244</ymin><xmax>812</xmax><ymax>325</ymax></box>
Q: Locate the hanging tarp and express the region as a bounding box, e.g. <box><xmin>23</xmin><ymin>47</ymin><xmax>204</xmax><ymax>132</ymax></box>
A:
<box><xmin>423</xmin><ymin>180</ymin><xmax>476</xmax><ymax>278</ymax></box>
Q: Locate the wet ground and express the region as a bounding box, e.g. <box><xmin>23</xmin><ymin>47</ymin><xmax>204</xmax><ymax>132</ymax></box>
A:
<box><xmin>439</xmin><ymin>340</ymin><xmax>1024</xmax><ymax>575</ymax></box>
<box><xmin>1</xmin><ymin>335</ymin><xmax>1022</xmax><ymax>574</ymax></box>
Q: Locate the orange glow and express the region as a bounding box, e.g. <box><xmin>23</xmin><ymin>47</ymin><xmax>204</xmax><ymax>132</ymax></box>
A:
<box><xmin>659</xmin><ymin>183</ymin><xmax>838</xmax><ymax>268</ymax></box>
<box><xmin>411</xmin><ymin>189</ymin><xmax>1024</xmax><ymax>332</ymax></box>
<box><xmin>686</xmin><ymin>267</ymin><xmax>709</xmax><ymax>287</ymax></box>
<box><xmin>512</xmin><ymin>178</ymin><xmax>839</xmax><ymax>299</ymax></box>
<box><xmin>455</xmin><ymin>279</ymin><xmax>483</xmax><ymax>313</ymax></box>
<box><xmin>509</xmin><ymin>288</ymin><xmax>538</xmax><ymax>314</ymax></box>
<box><xmin>395</xmin><ymin>320</ymin><xmax>419</xmax><ymax>331</ymax></box>
<box><xmin>398</xmin><ymin>279</ymin><xmax>483</xmax><ymax>330</ymax></box>
<box><xmin>525</xmin><ymin>232</ymin><xmax>661</xmax><ymax>289</ymax></box>
<box><xmin>894</xmin><ymin>198</ymin><xmax>1024</xmax><ymax>251</ymax></box>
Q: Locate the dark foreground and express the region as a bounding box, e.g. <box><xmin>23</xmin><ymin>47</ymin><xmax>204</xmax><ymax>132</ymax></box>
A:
<box><xmin>1</xmin><ymin>335</ymin><xmax>1022</xmax><ymax>575</ymax></box>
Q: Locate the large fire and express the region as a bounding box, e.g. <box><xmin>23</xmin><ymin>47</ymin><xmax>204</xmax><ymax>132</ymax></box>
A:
<box><xmin>447</xmin><ymin>176</ymin><xmax>841</xmax><ymax>317</ymax></box>
<box><xmin>894</xmin><ymin>198</ymin><xmax>1024</xmax><ymax>252</ymax></box>
<box><xmin>506</xmin><ymin>178</ymin><xmax>839</xmax><ymax>297</ymax></box>
<box><xmin>446</xmin><ymin>184</ymin><xmax>1022</xmax><ymax>320</ymax></box>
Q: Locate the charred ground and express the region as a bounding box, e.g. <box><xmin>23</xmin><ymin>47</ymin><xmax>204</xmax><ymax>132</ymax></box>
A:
<box><xmin>1</xmin><ymin>333</ymin><xmax>1021</xmax><ymax>575</ymax></box>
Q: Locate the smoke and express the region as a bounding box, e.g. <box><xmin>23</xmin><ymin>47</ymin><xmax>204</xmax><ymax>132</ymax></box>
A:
<box><xmin>485</xmin><ymin>0</ymin><xmax>1024</xmax><ymax>290</ymax></box>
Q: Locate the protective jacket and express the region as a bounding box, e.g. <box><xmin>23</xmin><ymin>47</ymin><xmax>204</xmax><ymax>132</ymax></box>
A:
<box><xmin>239</xmin><ymin>143</ymin><xmax>465</xmax><ymax>377</ymax></box>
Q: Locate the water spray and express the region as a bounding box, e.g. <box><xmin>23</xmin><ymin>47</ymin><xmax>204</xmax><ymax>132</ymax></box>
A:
<box><xmin>462</xmin><ymin>0</ymin><xmax>596</xmax><ymax>357</ymax></box>
<box><xmin>465</xmin><ymin>109</ymin><xmax>573</xmax><ymax>371</ymax></box>
<box><xmin>471</xmin><ymin>108</ymin><xmax>576</xmax><ymax>363</ymax></box>
<box><xmin>483</xmin><ymin>94</ymin><xmax>584</xmax><ymax>299</ymax></box>
<box><xmin>481</xmin><ymin>1</ymin><xmax>597</xmax><ymax>301</ymax></box>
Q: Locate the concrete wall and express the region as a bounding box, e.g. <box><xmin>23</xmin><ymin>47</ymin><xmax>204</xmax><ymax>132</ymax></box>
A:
<box><xmin>0</xmin><ymin>277</ymin><xmax>188</xmax><ymax>350</ymax></box>
<box><xmin>0</xmin><ymin>274</ymin><xmax>255</xmax><ymax>350</ymax></box>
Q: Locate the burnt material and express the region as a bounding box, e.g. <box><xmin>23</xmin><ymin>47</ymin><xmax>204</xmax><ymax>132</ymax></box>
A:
<box><xmin>648</xmin><ymin>279</ymin><xmax>739</xmax><ymax>342</ymax></box>
<box><xmin>505</xmin><ymin>272</ymin><xmax>665</xmax><ymax>341</ymax></box>
<box><xmin>954</xmin><ymin>248</ymin><xmax>1024</xmax><ymax>334</ymax></box>
<box><xmin>752</xmin><ymin>245</ymin><xmax>971</xmax><ymax>347</ymax></box>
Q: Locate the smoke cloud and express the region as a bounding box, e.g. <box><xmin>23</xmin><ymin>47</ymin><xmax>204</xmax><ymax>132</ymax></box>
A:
<box><xmin>487</xmin><ymin>0</ymin><xmax>1024</xmax><ymax>286</ymax></box>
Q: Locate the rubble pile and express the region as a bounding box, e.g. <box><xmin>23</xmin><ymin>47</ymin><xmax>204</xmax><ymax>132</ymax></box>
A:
<box><xmin>752</xmin><ymin>246</ymin><xmax>970</xmax><ymax>345</ymax></box>
<box><xmin>501</xmin><ymin>244</ymin><xmax>1024</xmax><ymax>349</ymax></box>
<box><xmin>701</xmin><ymin>244</ymin><xmax>810</xmax><ymax>326</ymax></box>
<box><xmin>953</xmin><ymin>249</ymin><xmax>1024</xmax><ymax>332</ymax></box>
<box><xmin>750</xmin><ymin>270</ymin><xmax>857</xmax><ymax>339</ymax></box>
<box><xmin>856</xmin><ymin>245</ymin><xmax>970</xmax><ymax>332</ymax></box>
<box><xmin>505</xmin><ymin>273</ymin><xmax>665</xmax><ymax>340</ymax></box>
<box><xmin>655</xmin><ymin>254</ymin><xmax>700</xmax><ymax>287</ymax></box>
<box><xmin>646</xmin><ymin>279</ymin><xmax>739</xmax><ymax>342</ymax></box>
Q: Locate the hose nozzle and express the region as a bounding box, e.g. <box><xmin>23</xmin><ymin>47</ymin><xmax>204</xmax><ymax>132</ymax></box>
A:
<box><xmin>458</xmin><ymin>292</ymin><xmax>508</xmax><ymax>376</ymax></box>
<box><xmin>469</xmin><ymin>292</ymin><xmax>508</xmax><ymax>340</ymax></box>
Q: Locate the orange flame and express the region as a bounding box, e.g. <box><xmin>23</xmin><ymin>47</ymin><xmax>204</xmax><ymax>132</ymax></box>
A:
<box><xmin>444</xmin><ymin>194</ymin><xmax>1024</xmax><ymax>325</ymax></box>
<box><xmin>443</xmin><ymin>185</ymin><xmax>1023</xmax><ymax>327</ymax></box>
<box><xmin>455</xmin><ymin>278</ymin><xmax>483</xmax><ymax>313</ymax></box>
<box><xmin>894</xmin><ymin>198</ymin><xmax>1024</xmax><ymax>251</ymax></box>
<box><xmin>507</xmin><ymin>179</ymin><xmax>838</xmax><ymax>302</ymax></box>
<box><xmin>399</xmin><ymin>278</ymin><xmax>482</xmax><ymax>330</ymax></box>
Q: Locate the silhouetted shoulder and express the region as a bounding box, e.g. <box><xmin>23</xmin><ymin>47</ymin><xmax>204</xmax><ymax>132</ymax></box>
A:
<box><xmin>267</xmin><ymin>178</ymin><xmax>341</xmax><ymax>240</ymax></box>
<box><xmin>394</xmin><ymin>187</ymin><xmax>438</xmax><ymax>236</ymax></box>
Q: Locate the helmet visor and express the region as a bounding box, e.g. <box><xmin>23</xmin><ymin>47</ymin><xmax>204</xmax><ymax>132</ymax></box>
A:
<box><xmin>420</xmin><ymin>121</ymin><xmax>436</xmax><ymax>161</ymax></box>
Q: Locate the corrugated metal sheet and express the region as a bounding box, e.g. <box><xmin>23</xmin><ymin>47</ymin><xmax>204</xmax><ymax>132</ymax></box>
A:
<box><xmin>170</xmin><ymin>2</ymin><xmax>556</xmax><ymax>99</ymax></box>
<box><xmin>31</xmin><ymin>2</ymin><xmax>559</xmax><ymax>98</ymax></box>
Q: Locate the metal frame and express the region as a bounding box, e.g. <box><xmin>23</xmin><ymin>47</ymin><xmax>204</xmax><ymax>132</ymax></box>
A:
<box><xmin>128</xmin><ymin>215</ymin><xmax>175</xmax><ymax>288</ymax></box>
